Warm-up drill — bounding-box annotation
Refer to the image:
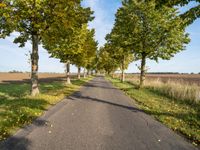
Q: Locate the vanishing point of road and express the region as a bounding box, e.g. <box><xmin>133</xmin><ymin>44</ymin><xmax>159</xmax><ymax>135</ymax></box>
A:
<box><xmin>0</xmin><ymin>77</ymin><xmax>198</xmax><ymax>150</ymax></box>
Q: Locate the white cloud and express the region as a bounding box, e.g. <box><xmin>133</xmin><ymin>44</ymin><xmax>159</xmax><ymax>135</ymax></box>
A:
<box><xmin>83</xmin><ymin>0</ymin><xmax>118</xmax><ymax>47</ymax></box>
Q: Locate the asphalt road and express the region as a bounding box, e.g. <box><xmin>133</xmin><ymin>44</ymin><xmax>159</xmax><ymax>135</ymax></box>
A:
<box><xmin>0</xmin><ymin>76</ymin><xmax>198</xmax><ymax>150</ymax></box>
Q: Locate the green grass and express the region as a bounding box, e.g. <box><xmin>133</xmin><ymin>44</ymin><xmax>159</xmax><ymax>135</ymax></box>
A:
<box><xmin>107</xmin><ymin>77</ymin><xmax>200</xmax><ymax>146</ymax></box>
<box><xmin>0</xmin><ymin>77</ymin><xmax>93</xmax><ymax>140</ymax></box>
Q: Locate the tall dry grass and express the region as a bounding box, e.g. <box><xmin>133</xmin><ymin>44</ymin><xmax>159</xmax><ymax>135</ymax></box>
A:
<box><xmin>116</xmin><ymin>75</ymin><xmax>200</xmax><ymax>103</ymax></box>
<box><xmin>144</xmin><ymin>79</ymin><xmax>200</xmax><ymax>103</ymax></box>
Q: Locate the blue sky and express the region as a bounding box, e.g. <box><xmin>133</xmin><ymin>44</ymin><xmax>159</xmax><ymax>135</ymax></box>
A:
<box><xmin>0</xmin><ymin>0</ymin><xmax>199</xmax><ymax>73</ymax></box>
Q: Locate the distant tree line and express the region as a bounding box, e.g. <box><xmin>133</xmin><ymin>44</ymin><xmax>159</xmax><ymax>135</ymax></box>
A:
<box><xmin>8</xmin><ymin>70</ymin><xmax>23</xmax><ymax>73</ymax></box>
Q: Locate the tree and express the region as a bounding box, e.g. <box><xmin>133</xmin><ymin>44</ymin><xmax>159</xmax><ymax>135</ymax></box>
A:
<box><xmin>0</xmin><ymin>0</ymin><xmax>92</xmax><ymax>95</ymax></box>
<box><xmin>154</xmin><ymin>0</ymin><xmax>200</xmax><ymax>26</ymax></box>
<box><xmin>97</xmin><ymin>46</ymin><xmax>120</xmax><ymax>76</ymax></box>
<box><xmin>43</xmin><ymin>23</ymin><xmax>93</xmax><ymax>84</ymax></box>
<box><xmin>43</xmin><ymin>23</ymin><xmax>97</xmax><ymax>83</ymax></box>
<box><xmin>105</xmin><ymin>21</ymin><xmax>134</xmax><ymax>82</ymax></box>
<box><xmin>98</xmin><ymin>43</ymin><xmax>133</xmax><ymax>82</ymax></box>
<box><xmin>113</xmin><ymin>0</ymin><xmax>190</xmax><ymax>87</ymax></box>
<box><xmin>72</xmin><ymin>27</ymin><xmax>98</xmax><ymax>79</ymax></box>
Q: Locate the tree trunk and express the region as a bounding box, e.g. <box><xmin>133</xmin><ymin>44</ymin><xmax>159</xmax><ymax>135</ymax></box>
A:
<box><xmin>78</xmin><ymin>67</ymin><xmax>81</xmax><ymax>79</ymax></box>
<box><xmin>121</xmin><ymin>56</ymin><xmax>125</xmax><ymax>82</ymax></box>
<box><xmin>112</xmin><ymin>73</ymin><xmax>114</xmax><ymax>78</ymax></box>
<box><xmin>87</xmin><ymin>70</ymin><xmax>90</xmax><ymax>76</ymax></box>
<box><xmin>121</xmin><ymin>70</ymin><xmax>125</xmax><ymax>82</ymax></box>
<box><xmin>31</xmin><ymin>34</ymin><xmax>40</xmax><ymax>96</ymax></box>
<box><xmin>66</xmin><ymin>61</ymin><xmax>71</xmax><ymax>84</ymax></box>
<box><xmin>140</xmin><ymin>53</ymin><xmax>146</xmax><ymax>88</ymax></box>
<box><xmin>83</xmin><ymin>68</ymin><xmax>86</xmax><ymax>78</ymax></box>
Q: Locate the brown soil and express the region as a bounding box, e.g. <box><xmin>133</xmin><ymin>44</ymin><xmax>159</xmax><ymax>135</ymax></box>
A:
<box><xmin>0</xmin><ymin>73</ymin><xmax>77</xmax><ymax>84</ymax></box>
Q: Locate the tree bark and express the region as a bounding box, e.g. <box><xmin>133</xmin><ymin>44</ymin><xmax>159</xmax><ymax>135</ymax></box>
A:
<box><xmin>66</xmin><ymin>61</ymin><xmax>71</xmax><ymax>84</ymax></box>
<box><xmin>83</xmin><ymin>68</ymin><xmax>86</xmax><ymax>78</ymax></box>
<box><xmin>87</xmin><ymin>70</ymin><xmax>90</xmax><ymax>76</ymax></box>
<box><xmin>112</xmin><ymin>72</ymin><xmax>115</xmax><ymax>78</ymax></box>
<box><xmin>121</xmin><ymin>70</ymin><xmax>125</xmax><ymax>82</ymax></box>
<box><xmin>78</xmin><ymin>67</ymin><xmax>81</xmax><ymax>79</ymax></box>
<box><xmin>139</xmin><ymin>53</ymin><xmax>146</xmax><ymax>88</ymax></box>
<box><xmin>121</xmin><ymin>56</ymin><xmax>125</xmax><ymax>82</ymax></box>
<box><xmin>31</xmin><ymin>34</ymin><xmax>40</xmax><ymax>96</ymax></box>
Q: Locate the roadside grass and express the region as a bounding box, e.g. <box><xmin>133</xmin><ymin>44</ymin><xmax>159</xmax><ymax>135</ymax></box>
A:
<box><xmin>106</xmin><ymin>77</ymin><xmax>200</xmax><ymax>146</ymax></box>
<box><xmin>0</xmin><ymin>77</ymin><xmax>93</xmax><ymax>141</ymax></box>
<box><xmin>125</xmin><ymin>75</ymin><xmax>200</xmax><ymax>104</ymax></box>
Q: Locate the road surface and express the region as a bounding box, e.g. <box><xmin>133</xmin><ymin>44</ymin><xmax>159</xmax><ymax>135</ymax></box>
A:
<box><xmin>0</xmin><ymin>77</ymin><xmax>197</xmax><ymax>150</ymax></box>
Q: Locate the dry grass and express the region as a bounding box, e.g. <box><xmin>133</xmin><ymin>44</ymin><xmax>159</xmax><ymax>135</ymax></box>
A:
<box><xmin>142</xmin><ymin>74</ymin><xmax>200</xmax><ymax>85</ymax></box>
<box><xmin>145</xmin><ymin>79</ymin><xmax>200</xmax><ymax>103</ymax></box>
<box><xmin>116</xmin><ymin>74</ymin><xmax>200</xmax><ymax>103</ymax></box>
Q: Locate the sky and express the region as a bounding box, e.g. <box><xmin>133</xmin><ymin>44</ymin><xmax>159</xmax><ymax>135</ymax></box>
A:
<box><xmin>0</xmin><ymin>0</ymin><xmax>199</xmax><ymax>73</ymax></box>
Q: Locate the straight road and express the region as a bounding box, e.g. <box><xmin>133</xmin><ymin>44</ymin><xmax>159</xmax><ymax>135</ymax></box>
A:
<box><xmin>0</xmin><ymin>76</ymin><xmax>197</xmax><ymax>150</ymax></box>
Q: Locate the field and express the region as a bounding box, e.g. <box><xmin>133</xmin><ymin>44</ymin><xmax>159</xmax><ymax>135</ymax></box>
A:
<box><xmin>0</xmin><ymin>73</ymin><xmax>68</xmax><ymax>84</ymax></box>
<box><xmin>127</xmin><ymin>74</ymin><xmax>200</xmax><ymax>85</ymax></box>
<box><xmin>114</xmin><ymin>73</ymin><xmax>200</xmax><ymax>103</ymax></box>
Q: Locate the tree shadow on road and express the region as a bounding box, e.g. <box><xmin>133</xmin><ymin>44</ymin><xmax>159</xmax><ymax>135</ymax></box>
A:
<box><xmin>0</xmin><ymin>118</ymin><xmax>50</xmax><ymax>150</ymax></box>
<box><xmin>85</xmin><ymin>83</ymin><xmax>117</xmax><ymax>90</ymax></box>
<box><xmin>0</xmin><ymin>136</ymin><xmax>31</xmax><ymax>150</ymax></box>
<box><xmin>69</xmin><ymin>92</ymin><xmax>143</xmax><ymax>113</ymax></box>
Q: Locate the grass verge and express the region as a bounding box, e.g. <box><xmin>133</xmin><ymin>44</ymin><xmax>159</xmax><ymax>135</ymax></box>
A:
<box><xmin>0</xmin><ymin>77</ymin><xmax>93</xmax><ymax>141</ymax></box>
<box><xmin>106</xmin><ymin>76</ymin><xmax>200</xmax><ymax>146</ymax></box>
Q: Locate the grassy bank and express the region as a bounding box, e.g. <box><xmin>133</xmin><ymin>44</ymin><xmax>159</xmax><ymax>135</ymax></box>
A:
<box><xmin>107</xmin><ymin>77</ymin><xmax>200</xmax><ymax>146</ymax></box>
<box><xmin>0</xmin><ymin>77</ymin><xmax>93</xmax><ymax>141</ymax></box>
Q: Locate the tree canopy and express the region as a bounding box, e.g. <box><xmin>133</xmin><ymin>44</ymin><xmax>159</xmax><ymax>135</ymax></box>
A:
<box><xmin>152</xmin><ymin>0</ymin><xmax>200</xmax><ymax>25</ymax></box>
<box><xmin>0</xmin><ymin>0</ymin><xmax>93</xmax><ymax>95</ymax></box>
<box><xmin>100</xmin><ymin>0</ymin><xmax>190</xmax><ymax>87</ymax></box>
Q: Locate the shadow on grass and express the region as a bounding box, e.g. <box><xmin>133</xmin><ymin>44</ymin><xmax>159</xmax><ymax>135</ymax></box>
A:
<box><xmin>40</xmin><ymin>79</ymin><xmax>91</xmax><ymax>97</ymax></box>
<box><xmin>0</xmin><ymin>82</ymin><xmax>63</xmax><ymax>141</ymax></box>
<box><xmin>0</xmin><ymin>84</ymin><xmax>30</xmax><ymax>97</ymax></box>
<box><xmin>0</xmin><ymin>81</ymin><xmax>67</xmax><ymax>97</ymax></box>
<box><xmin>71</xmin><ymin>78</ymin><xmax>91</xmax><ymax>86</ymax></box>
<box><xmin>0</xmin><ymin>96</ymin><xmax>49</xmax><ymax>140</ymax></box>
<box><xmin>0</xmin><ymin>76</ymin><xmax>72</xmax><ymax>84</ymax></box>
<box><xmin>0</xmin><ymin>78</ymin><xmax>92</xmax><ymax>142</ymax></box>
